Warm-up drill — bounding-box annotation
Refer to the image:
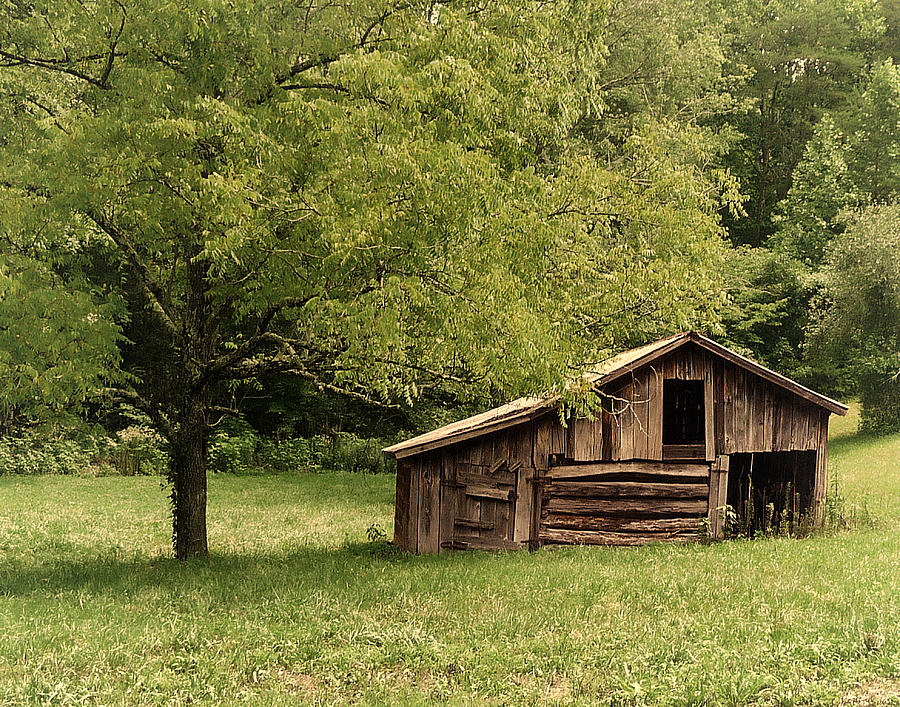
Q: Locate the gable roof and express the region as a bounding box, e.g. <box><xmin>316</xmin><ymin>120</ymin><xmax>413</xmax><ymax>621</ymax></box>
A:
<box><xmin>383</xmin><ymin>331</ymin><xmax>848</xmax><ymax>459</ymax></box>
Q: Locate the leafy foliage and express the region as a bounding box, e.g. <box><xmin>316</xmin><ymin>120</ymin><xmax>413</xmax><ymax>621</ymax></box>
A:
<box><xmin>0</xmin><ymin>0</ymin><xmax>740</xmax><ymax>554</ymax></box>
<box><xmin>810</xmin><ymin>205</ymin><xmax>900</xmax><ymax>432</ymax></box>
<box><xmin>0</xmin><ymin>253</ymin><xmax>124</xmax><ymax>422</ymax></box>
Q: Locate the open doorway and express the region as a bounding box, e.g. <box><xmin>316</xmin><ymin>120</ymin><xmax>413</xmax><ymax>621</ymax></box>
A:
<box><xmin>662</xmin><ymin>379</ymin><xmax>705</xmax><ymax>460</ymax></box>
<box><xmin>726</xmin><ymin>451</ymin><xmax>817</xmax><ymax>535</ymax></box>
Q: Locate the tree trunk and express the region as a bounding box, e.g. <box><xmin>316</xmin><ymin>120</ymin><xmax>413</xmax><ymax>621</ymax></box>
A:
<box><xmin>170</xmin><ymin>404</ymin><xmax>209</xmax><ymax>559</ymax></box>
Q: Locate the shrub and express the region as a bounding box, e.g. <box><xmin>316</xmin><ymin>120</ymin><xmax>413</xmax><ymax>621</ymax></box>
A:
<box><xmin>208</xmin><ymin>423</ymin><xmax>261</xmax><ymax>475</ymax></box>
<box><xmin>318</xmin><ymin>432</ymin><xmax>394</xmax><ymax>474</ymax></box>
<box><xmin>111</xmin><ymin>426</ymin><xmax>169</xmax><ymax>476</ymax></box>
<box><xmin>0</xmin><ymin>431</ymin><xmax>114</xmax><ymax>476</ymax></box>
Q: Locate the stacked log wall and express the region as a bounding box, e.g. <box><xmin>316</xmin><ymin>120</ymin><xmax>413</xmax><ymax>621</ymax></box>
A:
<box><xmin>538</xmin><ymin>461</ymin><xmax>710</xmax><ymax>545</ymax></box>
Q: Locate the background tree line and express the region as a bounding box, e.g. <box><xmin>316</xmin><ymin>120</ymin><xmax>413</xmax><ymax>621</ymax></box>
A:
<box><xmin>0</xmin><ymin>0</ymin><xmax>897</xmax><ymax>556</ymax></box>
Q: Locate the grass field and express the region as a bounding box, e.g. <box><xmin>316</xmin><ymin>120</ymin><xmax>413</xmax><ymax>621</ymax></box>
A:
<box><xmin>0</xmin><ymin>408</ymin><xmax>898</xmax><ymax>705</ymax></box>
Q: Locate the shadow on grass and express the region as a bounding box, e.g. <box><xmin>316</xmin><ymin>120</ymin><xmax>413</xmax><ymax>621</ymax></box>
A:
<box><xmin>0</xmin><ymin>541</ymin><xmax>490</xmax><ymax>599</ymax></box>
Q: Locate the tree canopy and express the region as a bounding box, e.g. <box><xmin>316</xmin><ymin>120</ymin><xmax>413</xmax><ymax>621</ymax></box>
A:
<box><xmin>2</xmin><ymin>0</ymin><xmax>899</xmax><ymax>556</ymax></box>
<box><xmin>1</xmin><ymin>0</ymin><xmax>741</xmax><ymax>556</ymax></box>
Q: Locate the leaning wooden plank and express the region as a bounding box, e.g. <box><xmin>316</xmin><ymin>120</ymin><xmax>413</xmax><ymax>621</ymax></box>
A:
<box><xmin>454</xmin><ymin>517</ymin><xmax>494</xmax><ymax>530</ymax></box>
<box><xmin>547</xmin><ymin>462</ymin><xmax>709</xmax><ymax>480</ymax></box>
<box><xmin>538</xmin><ymin>528</ymin><xmax>698</xmax><ymax>546</ymax></box>
<box><xmin>540</xmin><ymin>515</ymin><xmax>703</xmax><ymax>533</ymax></box>
<box><xmin>545</xmin><ymin>497</ymin><xmax>708</xmax><ymax>516</ymax></box>
<box><xmin>465</xmin><ymin>484</ymin><xmax>515</xmax><ymax>501</ymax></box>
<box><xmin>458</xmin><ymin>469</ymin><xmax>516</xmax><ymax>487</ymax></box>
<box><xmin>546</xmin><ymin>481</ymin><xmax>708</xmax><ymax>500</ymax></box>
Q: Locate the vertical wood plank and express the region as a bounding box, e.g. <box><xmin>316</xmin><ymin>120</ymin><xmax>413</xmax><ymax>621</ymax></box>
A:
<box><xmin>806</xmin><ymin>407</ymin><xmax>820</xmax><ymax>450</ymax></box>
<box><xmin>813</xmin><ymin>411</ymin><xmax>829</xmax><ymax>524</ymax></box>
<box><xmin>438</xmin><ymin>454</ymin><xmax>456</xmax><ymax>551</ymax></box>
<box><xmin>763</xmin><ymin>386</ymin><xmax>775</xmax><ymax>451</ymax></box>
<box><xmin>619</xmin><ymin>380</ymin><xmax>635</xmax><ymax>460</ymax></box>
<box><xmin>533</xmin><ymin>416</ymin><xmax>552</xmax><ymax>469</ymax></box>
<box><xmin>723</xmin><ymin>364</ymin><xmax>735</xmax><ymax>454</ymax></box>
<box><xmin>714</xmin><ymin>358</ymin><xmax>725</xmax><ymax>457</ymax></box>
<box><xmin>648</xmin><ymin>364</ymin><xmax>663</xmax><ymax>460</ymax></box>
<box><xmin>513</xmin><ymin>468</ymin><xmax>533</xmax><ymax>542</ymax></box>
<box><xmin>634</xmin><ymin>370</ymin><xmax>651</xmax><ymax>459</ymax></box>
<box><xmin>418</xmin><ymin>456</ymin><xmax>440</xmax><ymax>554</ymax></box>
<box><xmin>393</xmin><ymin>460</ymin><xmax>412</xmax><ymax>551</ymax></box>
<box><xmin>492</xmin><ymin>430</ymin><xmax>510</xmax><ymax>467</ymax></box>
<box><xmin>703</xmin><ymin>353</ymin><xmax>715</xmax><ymax>462</ymax></box>
<box><xmin>409</xmin><ymin>460</ymin><xmax>422</xmax><ymax>552</ymax></box>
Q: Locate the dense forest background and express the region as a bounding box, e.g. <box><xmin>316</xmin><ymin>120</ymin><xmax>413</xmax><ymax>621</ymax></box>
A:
<box><xmin>0</xmin><ymin>0</ymin><xmax>898</xmax><ymax>553</ymax></box>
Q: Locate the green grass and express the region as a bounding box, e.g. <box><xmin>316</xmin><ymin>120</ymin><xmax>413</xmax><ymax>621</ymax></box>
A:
<box><xmin>0</xmin><ymin>410</ymin><xmax>898</xmax><ymax>705</ymax></box>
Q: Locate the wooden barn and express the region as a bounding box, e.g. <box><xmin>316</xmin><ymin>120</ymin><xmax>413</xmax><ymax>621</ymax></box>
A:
<box><xmin>383</xmin><ymin>332</ymin><xmax>848</xmax><ymax>553</ymax></box>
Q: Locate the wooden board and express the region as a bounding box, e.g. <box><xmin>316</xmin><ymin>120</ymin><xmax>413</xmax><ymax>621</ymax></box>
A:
<box><xmin>514</xmin><ymin>467</ymin><xmax>533</xmax><ymax>542</ymax></box>
<box><xmin>545</xmin><ymin>497</ymin><xmax>708</xmax><ymax>517</ymax></box>
<box><xmin>547</xmin><ymin>461</ymin><xmax>709</xmax><ymax>481</ymax></box>
<box><xmin>533</xmin><ymin>416</ymin><xmax>553</xmax><ymax>469</ymax></box>
<box><xmin>393</xmin><ymin>461</ymin><xmax>413</xmax><ymax>551</ymax></box>
<box><xmin>439</xmin><ymin>459</ymin><xmax>457</xmax><ymax>550</ymax></box>
<box><xmin>539</xmin><ymin>515</ymin><xmax>701</xmax><ymax>533</ymax></box>
<box><xmin>547</xmin><ymin>481</ymin><xmax>708</xmax><ymax>499</ymax></box>
<box><xmin>408</xmin><ymin>459</ymin><xmax>422</xmax><ymax>551</ymax></box>
<box><xmin>569</xmin><ymin>416</ymin><xmax>602</xmax><ymax>462</ymax></box>
<box><xmin>662</xmin><ymin>444</ymin><xmax>706</xmax><ymax>460</ymax></box>
<box><xmin>538</xmin><ymin>528</ymin><xmax>697</xmax><ymax>546</ymax></box>
<box><xmin>418</xmin><ymin>456</ymin><xmax>440</xmax><ymax>554</ymax></box>
<box><xmin>707</xmin><ymin>455</ymin><xmax>730</xmax><ymax>539</ymax></box>
<box><xmin>465</xmin><ymin>484</ymin><xmax>514</xmax><ymax>501</ymax></box>
<box><xmin>703</xmin><ymin>355</ymin><xmax>715</xmax><ymax>461</ymax></box>
<box><xmin>648</xmin><ymin>365</ymin><xmax>664</xmax><ymax>460</ymax></box>
<box><xmin>458</xmin><ymin>469</ymin><xmax>516</xmax><ymax>487</ymax></box>
<box><xmin>442</xmin><ymin>537</ymin><xmax>523</xmax><ymax>551</ymax></box>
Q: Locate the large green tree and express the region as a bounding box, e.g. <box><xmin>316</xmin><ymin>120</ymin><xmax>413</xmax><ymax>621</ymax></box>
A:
<box><xmin>721</xmin><ymin>0</ymin><xmax>885</xmax><ymax>246</ymax></box>
<box><xmin>809</xmin><ymin>205</ymin><xmax>900</xmax><ymax>432</ymax></box>
<box><xmin>1</xmin><ymin>0</ymin><xmax>734</xmax><ymax>557</ymax></box>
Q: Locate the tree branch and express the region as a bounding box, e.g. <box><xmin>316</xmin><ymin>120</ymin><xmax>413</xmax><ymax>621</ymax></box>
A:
<box><xmin>102</xmin><ymin>387</ymin><xmax>175</xmax><ymax>441</ymax></box>
<box><xmin>226</xmin><ymin>356</ymin><xmax>400</xmax><ymax>409</ymax></box>
<box><xmin>83</xmin><ymin>210</ymin><xmax>181</xmax><ymax>339</ymax></box>
<box><xmin>99</xmin><ymin>3</ymin><xmax>127</xmax><ymax>87</ymax></box>
<box><xmin>0</xmin><ymin>48</ymin><xmax>115</xmax><ymax>90</ymax></box>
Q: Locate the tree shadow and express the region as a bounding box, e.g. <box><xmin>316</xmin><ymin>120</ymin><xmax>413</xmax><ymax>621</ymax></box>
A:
<box><xmin>0</xmin><ymin>541</ymin><xmax>488</xmax><ymax>599</ymax></box>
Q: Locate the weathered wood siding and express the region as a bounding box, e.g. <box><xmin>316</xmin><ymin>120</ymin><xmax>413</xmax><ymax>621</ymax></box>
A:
<box><xmin>561</xmin><ymin>343</ymin><xmax>826</xmax><ymax>462</ymax></box>
<box><xmin>394</xmin><ymin>342</ymin><xmax>835</xmax><ymax>553</ymax></box>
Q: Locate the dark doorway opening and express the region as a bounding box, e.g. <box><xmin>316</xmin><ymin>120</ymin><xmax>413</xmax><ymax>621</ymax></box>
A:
<box><xmin>663</xmin><ymin>380</ymin><xmax>705</xmax><ymax>445</ymax></box>
<box><xmin>726</xmin><ymin>451</ymin><xmax>817</xmax><ymax>535</ymax></box>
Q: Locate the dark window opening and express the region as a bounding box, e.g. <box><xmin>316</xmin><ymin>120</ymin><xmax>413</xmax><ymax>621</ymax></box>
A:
<box><xmin>663</xmin><ymin>380</ymin><xmax>705</xmax><ymax>445</ymax></box>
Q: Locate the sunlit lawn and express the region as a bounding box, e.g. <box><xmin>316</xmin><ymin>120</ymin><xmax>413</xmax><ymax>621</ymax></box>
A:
<box><xmin>0</xmin><ymin>406</ymin><xmax>898</xmax><ymax>705</ymax></box>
